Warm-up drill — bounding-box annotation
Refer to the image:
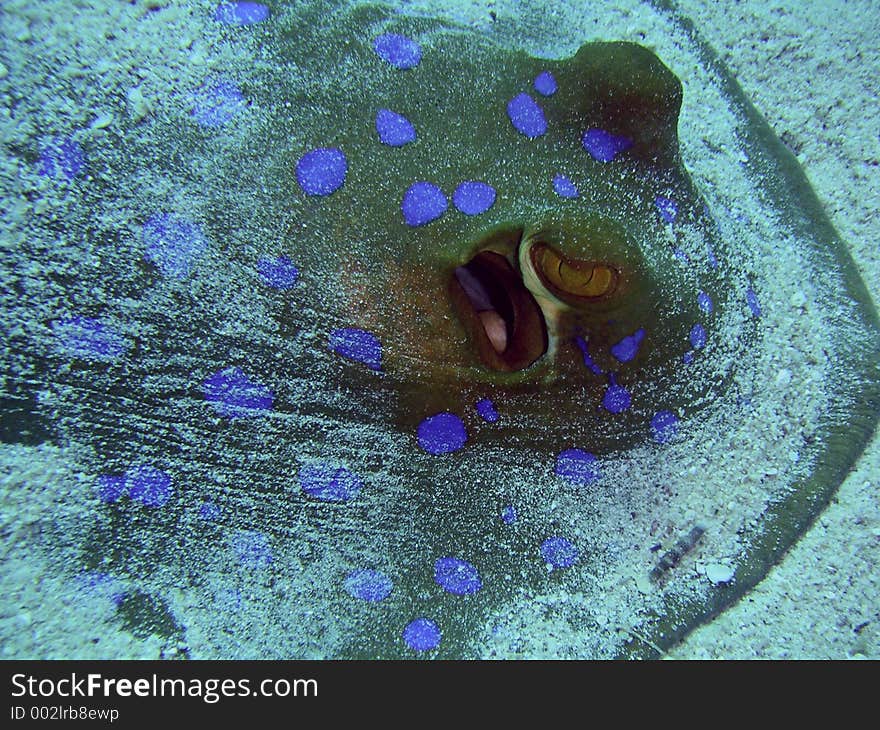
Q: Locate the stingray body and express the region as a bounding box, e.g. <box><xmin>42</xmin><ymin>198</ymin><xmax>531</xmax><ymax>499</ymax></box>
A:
<box><xmin>4</xmin><ymin>0</ymin><xmax>878</xmax><ymax>659</ymax></box>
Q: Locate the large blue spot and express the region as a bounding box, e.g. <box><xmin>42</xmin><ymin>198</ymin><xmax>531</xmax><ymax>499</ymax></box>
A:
<box><xmin>38</xmin><ymin>136</ymin><xmax>85</xmax><ymax>180</ymax></box>
<box><xmin>582</xmin><ymin>128</ymin><xmax>632</xmax><ymax>162</ymax></box>
<box><xmin>204</xmin><ymin>367</ymin><xmax>273</xmax><ymax>418</ymax></box>
<box><xmin>374</xmin><ymin>33</ymin><xmax>421</xmax><ymax>69</ymax></box>
<box><xmin>125</xmin><ymin>465</ymin><xmax>172</xmax><ymax>508</ymax></box>
<box><xmin>329</xmin><ymin>328</ymin><xmax>382</xmax><ymax>371</ymax></box>
<box><xmin>689</xmin><ymin>323</ymin><xmax>707</xmax><ymax>350</ymax></box>
<box><xmin>214</xmin><ymin>1</ymin><xmax>269</xmax><ymax>25</ymax></box>
<box><xmin>541</xmin><ymin>536</ymin><xmax>579</xmax><ymax>569</ymax></box>
<box><xmin>654</xmin><ymin>195</ymin><xmax>678</xmax><ymax>223</ymax></box>
<box><xmin>295</xmin><ymin>148</ymin><xmax>347</xmax><ymax>196</ymax></box>
<box><xmin>52</xmin><ymin>316</ymin><xmax>129</xmax><ymax>362</ymax></box>
<box><xmin>257</xmin><ymin>255</ymin><xmax>299</xmax><ymax>289</ymax></box>
<box><xmin>553</xmin><ymin>174</ymin><xmax>579</xmax><ymax>198</ymax></box>
<box><xmin>476</xmin><ymin>398</ymin><xmax>499</xmax><ymax>423</ymax></box>
<box><xmin>555</xmin><ymin>448</ymin><xmax>600</xmax><ymax>485</ymax></box>
<box><xmin>230</xmin><ymin>530</ymin><xmax>273</xmax><ymax>569</ymax></box>
<box><xmin>610</xmin><ymin>329</ymin><xmax>645</xmax><ymax>364</ymax></box>
<box><xmin>453</xmin><ymin>181</ymin><xmax>496</xmax><ymax>216</ymax></box>
<box><xmin>417</xmin><ymin>412</ymin><xmax>467</xmax><ymax>454</ymax></box>
<box><xmin>403</xmin><ymin>618</ymin><xmax>440</xmax><ymax>651</ymax></box>
<box><xmin>375</xmin><ymin>108</ymin><xmax>416</xmax><ymax>146</ymax></box>
<box><xmin>534</xmin><ymin>70</ymin><xmax>558</xmax><ymax>96</ymax></box>
<box><xmin>506</xmin><ymin>92</ymin><xmax>547</xmax><ymax>138</ymax></box>
<box><xmin>698</xmin><ymin>291</ymin><xmax>713</xmax><ymax>314</ymax></box>
<box><xmin>602</xmin><ymin>379</ymin><xmax>632</xmax><ymax>414</ymax></box>
<box><xmin>190</xmin><ymin>78</ymin><xmax>245</xmax><ymax>127</ymax></box>
<box><xmin>96</xmin><ymin>475</ymin><xmax>126</xmax><ymax>504</ymax></box>
<box><xmin>747</xmin><ymin>287</ymin><xmax>762</xmax><ymax>318</ymax></box>
<box><xmin>299</xmin><ymin>462</ymin><xmax>362</xmax><ymax>502</ymax></box>
<box><xmin>142</xmin><ymin>213</ymin><xmax>208</xmax><ymax>279</ymax></box>
<box><xmin>344</xmin><ymin>569</ymin><xmax>392</xmax><ymax>602</ymax></box>
<box><xmin>401</xmin><ymin>182</ymin><xmax>447</xmax><ymax>227</ymax></box>
<box><xmin>434</xmin><ymin>557</ymin><xmax>482</xmax><ymax>595</ymax></box>
<box><xmin>651</xmin><ymin>410</ymin><xmax>680</xmax><ymax>444</ymax></box>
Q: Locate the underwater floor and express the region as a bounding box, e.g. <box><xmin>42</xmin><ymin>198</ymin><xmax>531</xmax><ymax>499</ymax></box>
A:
<box><xmin>1</xmin><ymin>0</ymin><xmax>878</xmax><ymax>660</ymax></box>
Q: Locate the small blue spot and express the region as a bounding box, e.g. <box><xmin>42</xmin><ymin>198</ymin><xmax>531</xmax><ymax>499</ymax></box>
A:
<box><xmin>682</xmin><ymin>351</ymin><xmax>695</xmax><ymax>364</ymax></box>
<box><xmin>506</xmin><ymin>92</ymin><xmax>547</xmax><ymax>138</ymax></box>
<box><xmin>38</xmin><ymin>136</ymin><xmax>85</xmax><ymax>180</ymax></box>
<box><xmin>698</xmin><ymin>291</ymin><xmax>713</xmax><ymax>314</ymax></box>
<box><xmin>746</xmin><ymin>287</ymin><xmax>762</xmax><ymax>318</ymax></box>
<box><xmin>534</xmin><ymin>70</ymin><xmax>558</xmax><ymax>96</ymax></box>
<box><xmin>401</xmin><ymin>182</ymin><xmax>447</xmax><ymax>227</ymax></box>
<box><xmin>214</xmin><ymin>1</ymin><xmax>269</xmax><ymax>25</ymax></box>
<box><xmin>125</xmin><ymin>465</ymin><xmax>172</xmax><ymax>508</ymax></box>
<box><xmin>142</xmin><ymin>212</ymin><xmax>208</xmax><ymax>279</ymax></box>
<box><xmin>190</xmin><ymin>78</ymin><xmax>245</xmax><ymax>127</ymax></box>
<box><xmin>417</xmin><ymin>412</ymin><xmax>467</xmax><ymax>454</ymax></box>
<box><xmin>651</xmin><ymin>410</ymin><xmax>680</xmax><ymax>444</ymax></box>
<box><xmin>257</xmin><ymin>255</ymin><xmax>299</xmax><ymax>289</ymax></box>
<box><xmin>375</xmin><ymin>108</ymin><xmax>416</xmax><ymax>146</ymax></box>
<box><xmin>295</xmin><ymin>148</ymin><xmax>347</xmax><ymax>196</ymax></box>
<box><xmin>453</xmin><ymin>181</ymin><xmax>496</xmax><ymax>216</ymax></box>
<box><xmin>204</xmin><ymin>367</ymin><xmax>274</xmax><ymax>418</ymax></box>
<box><xmin>582</xmin><ymin>128</ymin><xmax>632</xmax><ymax>162</ymax></box>
<box><xmin>403</xmin><ymin>618</ymin><xmax>441</xmax><ymax>651</ymax></box>
<box><xmin>52</xmin><ymin>317</ymin><xmax>129</xmax><ymax>362</ymax></box>
<box><xmin>199</xmin><ymin>501</ymin><xmax>220</xmax><ymax>521</ymax></box>
<box><xmin>552</xmin><ymin>174</ymin><xmax>579</xmax><ymax>198</ymax></box>
<box><xmin>329</xmin><ymin>328</ymin><xmax>382</xmax><ymax>371</ymax></box>
<box><xmin>555</xmin><ymin>448</ymin><xmax>600</xmax><ymax>485</ymax></box>
<box><xmin>374</xmin><ymin>33</ymin><xmax>421</xmax><ymax>69</ymax></box>
<box><xmin>96</xmin><ymin>475</ymin><xmax>126</xmax><ymax>504</ymax></box>
<box><xmin>476</xmin><ymin>398</ymin><xmax>499</xmax><ymax>423</ymax></box>
<box><xmin>654</xmin><ymin>195</ymin><xmax>678</xmax><ymax>223</ymax></box>
<box><xmin>230</xmin><ymin>530</ymin><xmax>272</xmax><ymax>569</ymax></box>
<box><xmin>541</xmin><ymin>536</ymin><xmax>579</xmax><ymax>569</ymax></box>
<box><xmin>501</xmin><ymin>505</ymin><xmax>517</xmax><ymax>525</ymax></box>
<box><xmin>610</xmin><ymin>329</ymin><xmax>645</xmax><ymax>364</ymax></box>
<box><xmin>673</xmin><ymin>248</ymin><xmax>690</xmax><ymax>263</ymax></box>
<box><xmin>434</xmin><ymin>557</ymin><xmax>482</xmax><ymax>595</ymax></box>
<box><xmin>574</xmin><ymin>336</ymin><xmax>604</xmax><ymax>375</ymax></box>
<box><xmin>344</xmin><ymin>569</ymin><xmax>392</xmax><ymax>602</ymax></box>
<box><xmin>299</xmin><ymin>462</ymin><xmax>362</xmax><ymax>502</ymax></box>
<box><xmin>707</xmin><ymin>244</ymin><xmax>719</xmax><ymax>269</ymax></box>
<box><xmin>689</xmin><ymin>323</ymin><xmax>707</xmax><ymax>350</ymax></box>
<box><xmin>602</xmin><ymin>377</ymin><xmax>632</xmax><ymax>414</ymax></box>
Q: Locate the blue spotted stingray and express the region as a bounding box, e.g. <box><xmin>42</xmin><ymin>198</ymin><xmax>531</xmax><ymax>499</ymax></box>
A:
<box><xmin>5</xmin><ymin>0</ymin><xmax>879</xmax><ymax>659</ymax></box>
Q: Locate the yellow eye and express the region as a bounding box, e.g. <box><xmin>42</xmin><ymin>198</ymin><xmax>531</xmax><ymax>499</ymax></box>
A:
<box><xmin>530</xmin><ymin>243</ymin><xmax>620</xmax><ymax>304</ymax></box>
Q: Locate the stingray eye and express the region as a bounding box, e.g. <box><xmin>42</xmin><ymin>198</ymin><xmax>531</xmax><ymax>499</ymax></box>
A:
<box><xmin>530</xmin><ymin>243</ymin><xmax>620</xmax><ymax>305</ymax></box>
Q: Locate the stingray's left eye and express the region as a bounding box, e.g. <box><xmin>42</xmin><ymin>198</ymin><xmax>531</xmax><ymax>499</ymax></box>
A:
<box><xmin>529</xmin><ymin>242</ymin><xmax>620</xmax><ymax>306</ymax></box>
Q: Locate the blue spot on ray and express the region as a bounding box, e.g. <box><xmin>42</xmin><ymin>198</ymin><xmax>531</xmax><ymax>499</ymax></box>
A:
<box><xmin>38</xmin><ymin>136</ymin><xmax>85</xmax><ymax>180</ymax></box>
<box><xmin>453</xmin><ymin>181</ymin><xmax>496</xmax><ymax>215</ymax></box>
<box><xmin>434</xmin><ymin>557</ymin><xmax>482</xmax><ymax>595</ymax></box>
<box><xmin>374</xmin><ymin>33</ymin><xmax>421</xmax><ymax>69</ymax></box>
<box><xmin>125</xmin><ymin>465</ymin><xmax>172</xmax><ymax>508</ymax></box>
<box><xmin>299</xmin><ymin>462</ymin><xmax>362</xmax><ymax>502</ymax></box>
<box><xmin>602</xmin><ymin>376</ymin><xmax>632</xmax><ymax>413</ymax></box>
<box><xmin>689</xmin><ymin>323</ymin><xmax>707</xmax><ymax>350</ymax></box>
<box><xmin>329</xmin><ymin>328</ymin><xmax>382</xmax><ymax>370</ymax></box>
<box><xmin>541</xmin><ymin>537</ymin><xmax>579</xmax><ymax>569</ymax></box>
<box><xmin>203</xmin><ymin>367</ymin><xmax>274</xmax><ymax>418</ymax></box>
<box><xmin>582</xmin><ymin>128</ymin><xmax>632</xmax><ymax>162</ymax></box>
<box><xmin>142</xmin><ymin>213</ymin><xmax>208</xmax><ymax>279</ymax></box>
<box><xmin>199</xmin><ymin>501</ymin><xmax>221</xmax><ymax>521</ymax></box>
<box><xmin>230</xmin><ymin>530</ymin><xmax>272</xmax><ymax>569</ymax></box>
<box><xmin>555</xmin><ymin>448</ymin><xmax>600</xmax><ymax>485</ymax></box>
<box><xmin>476</xmin><ymin>398</ymin><xmax>499</xmax><ymax>423</ymax></box>
<box><xmin>402</xmin><ymin>182</ymin><xmax>447</xmax><ymax>226</ymax></box>
<box><xmin>610</xmin><ymin>328</ymin><xmax>645</xmax><ymax>363</ymax></box>
<box><xmin>506</xmin><ymin>92</ymin><xmax>547</xmax><ymax>138</ymax></box>
<box><xmin>403</xmin><ymin>618</ymin><xmax>440</xmax><ymax>651</ymax></box>
<box><xmin>698</xmin><ymin>291</ymin><xmax>713</xmax><ymax>314</ymax></box>
<box><xmin>257</xmin><ymin>255</ymin><xmax>299</xmax><ymax>289</ymax></box>
<box><xmin>376</xmin><ymin>108</ymin><xmax>416</xmax><ymax>146</ymax></box>
<box><xmin>344</xmin><ymin>569</ymin><xmax>392</xmax><ymax>602</ymax></box>
<box><xmin>747</xmin><ymin>287</ymin><xmax>762</xmax><ymax>317</ymax></box>
<box><xmin>501</xmin><ymin>505</ymin><xmax>517</xmax><ymax>524</ymax></box>
<box><xmin>214</xmin><ymin>2</ymin><xmax>269</xmax><ymax>25</ymax></box>
<box><xmin>654</xmin><ymin>195</ymin><xmax>678</xmax><ymax>223</ymax></box>
<box><xmin>296</xmin><ymin>148</ymin><xmax>347</xmax><ymax>196</ymax></box>
<box><xmin>553</xmin><ymin>174</ymin><xmax>579</xmax><ymax>198</ymax></box>
<box><xmin>52</xmin><ymin>316</ymin><xmax>129</xmax><ymax>362</ymax></box>
<box><xmin>190</xmin><ymin>78</ymin><xmax>245</xmax><ymax>127</ymax></box>
<box><xmin>534</xmin><ymin>70</ymin><xmax>558</xmax><ymax>96</ymax></box>
<box><xmin>651</xmin><ymin>410</ymin><xmax>680</xmax><ymax>444</ymax></box>
<box><xmin>96</xmin><ymin>475</ymin><xmax>125</xmax><ymax>504</ymax></box>
<box><xmin>417</xmin><ymin>412</ymin><xmax>467</xmax><ymax>454</ymax></box>
<box><xmin>574</xmin><ymin>336</ymin><xmax>604</xmax><ymax>375</ymax></box>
